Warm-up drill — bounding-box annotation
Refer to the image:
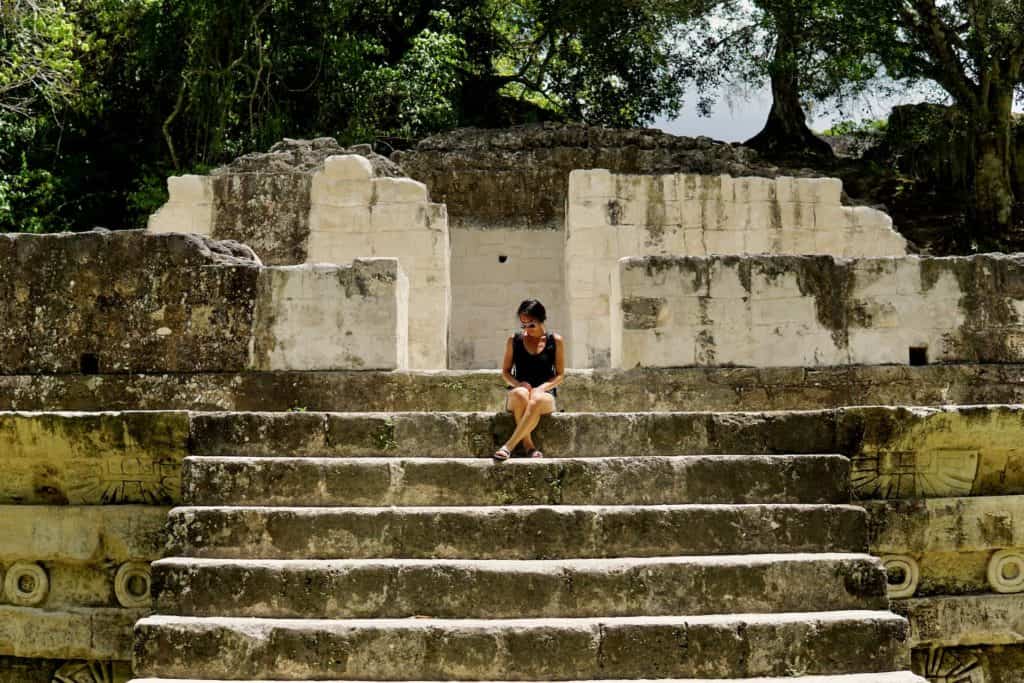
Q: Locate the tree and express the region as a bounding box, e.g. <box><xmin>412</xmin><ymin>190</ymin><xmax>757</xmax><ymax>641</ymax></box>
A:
<box><xmin>679</xmin><ymin>0</ymin><xmax>886</xmax><ymax>158</ymax></box>
<box><xmin>876</xmin><ymin>0</ymin><xmax>1024</xmax><ymax>236</ymax></box>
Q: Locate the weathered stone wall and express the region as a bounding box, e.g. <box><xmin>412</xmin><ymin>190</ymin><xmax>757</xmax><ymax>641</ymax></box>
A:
<box><xmin>0</xmin><ymin>411</ymin><xmax>188</xmax><ymax>682</ymax></box>
<box><xmin>570</xmin><ymin>171</ymin><xmax>907</xmax><ymax>367</ymax></box>
<box><xmin>306</xmin><ymin>155</ymin><xmax>449</xmax><ymax>369</ymax></box>
<box><xmin>395</xmin><ymin>125</ymin><xmax>781</xmax><ymax>369</ymax></box>
<box><xmin>148</xmin><ymin>138</ymin><xmax>403</xmax><ymax>265</ymax></box>
<box><xmin>393</xmin><ymin>123</ymin><xmax>778</xmax><ymax>231</ymax></box>
<box><xmin>0</xmin><ymin>231</ymin><xmax>408</xmax><ymax>373</ymax></box>
<box><xmin>149</xmin><ymin>145</ymin><xmax>448</xmax><ymax>369</ymax></box>
<box><xmin>845</xmin><ymin>404</ymin><xmax>1024</xmax><ymax>682</ymax></box>
<box><xmin>611</xmin><ymin>254</ymin><xmax>1024</xmax><ymax>369</ymax></box>
<box><xmin>449</xmin><ymin>228</ymin><xmax>565</xmax><ymax>368</ymax></box>
<box><xmin>250</xmin><ymin>261</ymin><xmax>409</xmax><ymax>372</ymax></box>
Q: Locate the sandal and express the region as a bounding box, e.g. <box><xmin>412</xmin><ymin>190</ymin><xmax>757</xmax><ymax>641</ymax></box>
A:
<box><xmin>527</xmin><ymin>448</ymin><xmax>544</xmax><ymax>459</ymax></box>
<box><xmin>493</xmin><ymin>445</ymin><xmax>512</xmax><ymax>461</ymax></box>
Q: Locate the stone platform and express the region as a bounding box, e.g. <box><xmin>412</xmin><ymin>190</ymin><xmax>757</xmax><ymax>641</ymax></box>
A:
<box><xmin>6</xmin><ymin>364</ymin><xmax>1024</xmax><ymax>412</ymax></box>
<box><xmin>128</xmin><ymin>408</ymin><xmax>917</xmax><ymax>682</ymax></box>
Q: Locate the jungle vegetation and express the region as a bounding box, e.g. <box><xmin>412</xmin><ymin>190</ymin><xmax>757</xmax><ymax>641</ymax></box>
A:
<box><xmin>1</xmin><ymin>0</ymin><xmax>1021</xmax><ymax>247</ymax></box>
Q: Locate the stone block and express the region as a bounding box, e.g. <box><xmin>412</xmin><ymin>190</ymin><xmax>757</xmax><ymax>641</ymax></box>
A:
<box><xmin>703</xmin><ymin>230</ymin><xmax>745</xmax><ymax>255</ymax></box>
<box><xmin>814</xmin><ymin>205</ymin><xmax>857</xmax><ymax>233</ymax></box>
<box><xmin>166</xmin><ymin>174</ymin><xmax>212</xmax><ymax>204</ymax></box>
<box><xmin>0</xmin><ymin>605</ymin><xmax>143</xmax><ymax>660</ymax></box>
<box><xmin>0</xmin><ymin>412</ymin><xmax>189</xmax><ymax>505</ymax></box>
<box><xmin>613</xmin><ymin>174</ymin><xmax>650</xmax><ymax>202</ymax></box>
<box><xmin>250</xmin><ymin>259</ymin><xmax>408</xmax><ymax>370</ymax></box>
<box><xmin>323</xmin><ymin>154</ymin><xmax>373</xmax><ymax>181</ymax></box>
<box><xmin>708</xmin><ymin>260</ymin><xmax>751</xmax><ymax>298</ymax></box>
<box><xmin>774</xmin><ymin>176</ymin><xmax>797</xmax><ymax>204</ymax></box>
<box><xmin>369</xmin><ymin>203</ymin><xmax>428</xmax><ymax>233</ymax></box>
<box><xmin>372</xmin><ymin>177</ymin><xmax>429</xmax><ymax>204</ymax></box>
<box><xmin>678</xmin><ymin>174</ymin><xmax>701</xmax><ymax>200</ymax></box>
<box><xmin>777</xmin><ymin>202</ymin><xmax>815</xmax><ymax>232</ymax></box>
<box><xmin>0</xmin><ymin>504</ymin><xmax>167</xmax><ymax>562</ymax></box>
<box><xmin>780</xmin><ymin>229</ymin><xmax>818</xmax><ymax>255</ymax></box>
<box><xmin>745</xmin><ymin>202</ymin><xmax>776</xmax><ymax>232</ymax></box>
<box><xmin>568</xmin><ymin>200</ymin><xmax>612</xmax><ymax>230</ymax></box>
<box><xmin>680</xmin><ymin>200</ymin><xmax>703</xmax><ymax>229</ymax></box>
<box><xmin>656</xmin><ymin>174</ymin><xmax>680</xmax><ymax>201</ymax></box>
<box><xmin>744</xmin><ymin>229</ymin><xmax>773</xmax><ymax>255</ymax></box>
<box><xmin>733</xmin><ymin>177</ymin><xmax>776</xmax><ymax>203</ymax></box>
<box><xmin>795</xmin><ymin>177</ymin><xmax>842</xmax><ymax>205</ymax></box>
<box><xmin>813</xmin><ymin>230</ymin><xmax>849</xmax><ymax>255</ymax></box>
<box><xmin>896</xmin><ymin>593</ymin><xmax>1024</xmax><ymax>648</ymax></box>
<box><xmin>308</xmin><ymin>204</ymin><xmax>371</xmax><ymax>234</ymax></box>
<box><xmin>568</xmin><ymin>169</ymin><xmax>613</xmax><ymax>200</ymax></box>
<box><xmin>309</xmin><ymin>175</ymin><xmax>372</xmax><ymax>207</ymax></box>
<box><xmin>851</xmin><ymin>205</ymin><xmax>894</xmax><ymax>229</ymax></box>
<box><xmin>870</xmin><ymin>495</ymin><xmax>1024</xmax><ymax>554</ymax></box>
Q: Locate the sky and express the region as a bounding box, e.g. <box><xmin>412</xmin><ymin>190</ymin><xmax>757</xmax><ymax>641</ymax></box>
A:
<box><xmin>654</xmin><ymin>82</ymin><xmax>1023</xmax><ymax>143</ymax></box>
<box><xmin>652</xmin><ymin>83</ymin><xmax>935</xmax><ymax>143</ymax></box>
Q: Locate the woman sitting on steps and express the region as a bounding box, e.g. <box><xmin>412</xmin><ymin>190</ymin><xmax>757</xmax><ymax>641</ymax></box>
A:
<box><xmin>494</xmin><ymin>298</ymin><xmax>565</xmax><ymax>461</ymax></box>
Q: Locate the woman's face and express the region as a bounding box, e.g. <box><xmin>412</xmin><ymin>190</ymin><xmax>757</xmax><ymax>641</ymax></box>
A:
<box><xmin>519</xmin><ymin>314</ymin><xmax>543</xmax><ymax>337</ymax></box>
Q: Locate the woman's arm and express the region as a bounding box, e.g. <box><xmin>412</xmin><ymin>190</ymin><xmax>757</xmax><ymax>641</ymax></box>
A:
<box><xmin>500</xmin><ymin>336</ymin><xmax>523</xmax><ymax>388</ymax></box>
<box><xmin>537</xmin><ymin>333</ymin><xmax>566</xmax><ymax>392</ymax></box>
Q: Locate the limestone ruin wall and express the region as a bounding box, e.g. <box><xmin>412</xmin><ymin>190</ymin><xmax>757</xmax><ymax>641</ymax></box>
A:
<box><xmin>395</xmin><ymin>124</ymin><xmax>779</xmax><ymax>369</ymax></box>
<box><xmin>5</xmin><ymin>127</ymin><xmax>1024</xmax><ymax>681</ymax></box>
<box><xmin>0</xmin><ymin>230</ymin><xmax>408</xmax><ymax>373</ymax></box>
<box><xmin>569</xmin><ymin>170</ymin><xmax>908</xmax><ymax>367</ymax></box>
<box><xmin>148</xmin><ymin>141</ymin><xmax>447</xmax><ymax>369</ymax></box>
<box><xmin>611</xmin><ymin>254</ymin><xmax>1022</xmax><ymax>369</ymax></box>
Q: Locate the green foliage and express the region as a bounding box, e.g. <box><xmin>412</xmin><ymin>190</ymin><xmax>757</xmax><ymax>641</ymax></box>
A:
<box><xmin>677</xmin><ymin>0</ymin><xmax>890</xmax><ymax>116</ymax></box>
<box><xmin>820</xmin><ymin>118</ymin><xmax>887</xmax><ymax>137</ymax></box>
<box><xmin>0</xmin><ymin>0</ymin><xmax>688</xmax><ymax>232</ymax></box>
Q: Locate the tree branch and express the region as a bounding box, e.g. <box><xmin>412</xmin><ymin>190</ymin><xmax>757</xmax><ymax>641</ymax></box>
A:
<box><xmin>902</xmin><ymin>0</ymin><xmax>977</xmax><ymax>106</ymax></box>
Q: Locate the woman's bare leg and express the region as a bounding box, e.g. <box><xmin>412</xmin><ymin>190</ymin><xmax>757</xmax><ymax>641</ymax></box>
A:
<box><xmin>503</xmin><ymin>390</ymin><xmax>555</xmax><ymax>452</ymax></box>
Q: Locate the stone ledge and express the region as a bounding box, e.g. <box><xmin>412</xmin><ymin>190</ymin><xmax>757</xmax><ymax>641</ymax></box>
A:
<box><xmin>0</xmin><ymin>605</ymin><xmax>144</xmax><ymax>660</ymax></box>
<box><xmin>5</xmin><ymin>364</ymin><xmax>1024</xmax><ymax>413</ymax></box>
<box><xmin>894</xmin><ymin>593</ymin><xmax>1024</xmax><ymax>648</ymax></box>
<box><xmin>0</xmin><ymin>505</ymin><xmax>168</xmax><ymax>561</ymax></box>
<box><xmin>869</xmin><ymin>495</ymin><xmax>1024</xmax><ymax>553</ymax></box>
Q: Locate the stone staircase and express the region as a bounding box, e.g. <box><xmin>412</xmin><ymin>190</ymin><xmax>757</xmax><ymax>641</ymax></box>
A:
<box><xmin>130</xmin><ymin>411</ymin><xmax>924</xmax><ymax>682</ymax></box>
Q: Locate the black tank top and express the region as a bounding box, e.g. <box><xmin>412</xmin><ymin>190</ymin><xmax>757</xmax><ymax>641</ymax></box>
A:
<box><xmin>511</xmin><ymin>332</ymin><xmax>557</xmax><ymax>391</ymax></box>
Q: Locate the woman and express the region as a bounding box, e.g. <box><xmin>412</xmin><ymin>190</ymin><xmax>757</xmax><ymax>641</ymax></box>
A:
<box><xmin>494</xmin><ymin>299</ymin><xmax>565</xmax><ymax>460</ymax></box>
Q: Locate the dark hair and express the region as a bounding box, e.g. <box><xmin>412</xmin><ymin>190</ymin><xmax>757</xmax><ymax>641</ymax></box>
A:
<box><xmin>517</xmin><ymin>298</ymin><xmax>547</xmax><ymax>322</ymax></box>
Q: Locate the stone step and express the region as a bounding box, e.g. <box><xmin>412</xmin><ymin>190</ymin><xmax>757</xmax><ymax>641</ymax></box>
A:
<box><xmin>190</xmin><ymin>410</ymin><xmax>840</xmax><ymax>458</ymax></box>
<box><xmin>152</xmin><ymin>554</ymin><xmax>888</xmax><ymax>619</ymax></box>
<box><xmin>9</xmin><ymin>363</ymin><xmax>1021</xmax><ymax>413</ymax></box>
<box><xmin>182</xmin><ymin>454</ymin><xmax>852</xmax><ymax>507</ymax></box>
<box><xmin>167</xmin><ymin>504</ymin><xmax>868</xmax><ymax>559</ymax></box>
<box><xmin>133</xmin><ymin>612</ymin><xmax>911</xmax><ymax>680</ymax></box>
<box><xmin>128</xmin><ymin>676</ymin><xmax>928</xmax><ymax>683</ymax></box>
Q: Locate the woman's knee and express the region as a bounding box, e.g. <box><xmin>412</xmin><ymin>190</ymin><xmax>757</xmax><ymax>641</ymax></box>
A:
<box><xmin>510</xmin><ymin>387</ymin><xmax>530</xmax><ymax>401</ymax></box>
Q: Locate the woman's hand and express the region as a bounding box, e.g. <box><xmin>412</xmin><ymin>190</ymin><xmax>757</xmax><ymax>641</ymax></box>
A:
<box><xmin>518</xmin><ymin>381</ymin><xmax>533</xmax><ymax>391</ymax></box>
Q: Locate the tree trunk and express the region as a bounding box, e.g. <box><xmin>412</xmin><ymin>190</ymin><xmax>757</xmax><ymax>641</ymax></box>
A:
<box><xmin>745</xmin><ymin>20</ymin><xmax>833</xmax><ymax>160</ymax></box>
<box><xmin>971</xmin><ymin>86</ymin><xmax>1017</xmax><ymax>238</ymax></box>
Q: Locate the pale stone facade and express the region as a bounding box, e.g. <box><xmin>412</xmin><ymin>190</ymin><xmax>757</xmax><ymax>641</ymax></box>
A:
<box><xmin>611</xmin><ymin>254</ymin><xmax>1024</xmax><ymax>369</ymax></box>
<box><xmin>306</xmin><ymin>155</ymin><xmax>447</xmax><ymax>369</ymax></box>
<box><xmin>251</xmin><ymin>260</ymin><xmax>409</xmax><ymax>372</ymax></box>
<box><xmin>568</xmin><ymin>170</ymin><xmax>908</xmax><ymax>367</ymax></box>
<box><xmin>147</xmin><ymin>174</ymin><xmax>215</xmax><ymax>237</ymax></box>
<box><xmin>449</xmin><ymin>227</ymin><xmax>565</xmax><ymax>368</ymax></box>
<box><xmin>148</xmin><ymin>154</ymin><xmax>448</xmax><ymax>369</ymax></box>
<box><xmin>0</xmin><ymin>231</ymin><xmax>408</xmax><ymax>373</ymax></box>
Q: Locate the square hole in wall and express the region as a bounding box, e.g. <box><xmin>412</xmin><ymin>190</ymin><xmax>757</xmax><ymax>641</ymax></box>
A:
<box><xmin>80</xmin><ymin>353</ymin><xmax>100</xmax><ymax>375</ymax></box>
<box><xmin>908</xmin><ymin>346</ymin><xmax>928</xmax><ymax>366</ymax></box>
